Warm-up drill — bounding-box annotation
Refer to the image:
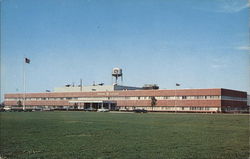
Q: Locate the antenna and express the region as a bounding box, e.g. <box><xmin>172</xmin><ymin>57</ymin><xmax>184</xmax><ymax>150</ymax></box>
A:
<box><xmin>80</xmin><ymin>79</ymin><xmax>82</xmax><ymax>92</ymax></box>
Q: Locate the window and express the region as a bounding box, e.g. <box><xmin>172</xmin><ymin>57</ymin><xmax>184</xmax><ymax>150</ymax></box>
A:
<box><xmin>176</xmin><ymin>96</ymin><xmax>182</xmax><ymax>100</ymax></box>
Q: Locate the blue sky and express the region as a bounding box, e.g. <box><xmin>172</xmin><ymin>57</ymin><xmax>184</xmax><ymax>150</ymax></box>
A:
<box><xmin>1</xmin><ymin>0</ymin><xmax>249</xmax><ymax>101</ymax></box>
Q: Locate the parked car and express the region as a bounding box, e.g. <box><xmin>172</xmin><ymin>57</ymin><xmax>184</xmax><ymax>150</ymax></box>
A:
<box><xmin>84</xmin><ymin>108</ymin><xmax>97</xmax><ymax>111</ymax></box>
<box><xmin>119</xmin><ymin>108</ymin><xmax>129</xmax><ymax>112</ymax></box>
<box><xmin>97</xmin><ymin>108</ymin><xmax>109</xmax><ymax>112</ymax></box>
<box><xmin>133</xmin><ymin>109</ymin><xmax>148</xmax><ymax>113</ymax></box>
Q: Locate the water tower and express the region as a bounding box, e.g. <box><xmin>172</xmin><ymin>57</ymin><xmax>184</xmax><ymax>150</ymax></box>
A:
<box><xmin>112</xmin><ymin>68</ymin><xmax>123</xmax><ymax>85</ymax></box>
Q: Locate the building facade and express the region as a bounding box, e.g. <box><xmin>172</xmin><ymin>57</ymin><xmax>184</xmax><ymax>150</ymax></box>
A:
<box><xmin>4</xmin><ymin>88</ymin><xmax>248</xmax><ymax>113</ymax></box>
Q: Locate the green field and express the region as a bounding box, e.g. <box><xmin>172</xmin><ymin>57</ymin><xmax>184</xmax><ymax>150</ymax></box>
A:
<box><xmin>0</xmin><ymin>112</ymin><xmax>249</xmax><ymax>159</ymax></box>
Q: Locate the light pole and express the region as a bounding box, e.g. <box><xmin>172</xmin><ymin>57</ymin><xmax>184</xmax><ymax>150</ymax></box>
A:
<box><xmin>175</xmin><ymin>83</ymin><xmax>180</xmax><ymax>113</ymax></box>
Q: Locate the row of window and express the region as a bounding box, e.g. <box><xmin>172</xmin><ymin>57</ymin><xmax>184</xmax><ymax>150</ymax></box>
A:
<box><xmin>120</xmin><ymin>106</ymin><xmax>219</xmax><ymax>111</ymax></box>
<box><xmin>5</xmin><ymin>95</ymin><xmax>221</xmax><ymax>101</ymax></box>
<box><xmin>7</xmin><ymin>105</ymin><xmax>219</xmax><ymax>111</ymax></box>
<box><xmin>221</xmin><ymin>96</ymin><xmax>247</xmax><ymax>101</ymax></box>
<box><xmin>5</xmin><ymin>95</ymin><xmax>246</xmax><ymax>101</ymax></box>
<box><xmin>190</xmin><ymin>107</ymin><xmax>211</xmax><ymax>110</ymax></box>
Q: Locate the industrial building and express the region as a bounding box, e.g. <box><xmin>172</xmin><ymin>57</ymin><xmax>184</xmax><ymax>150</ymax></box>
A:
<box><xmin>3</xmin><ymin>87</ymin><xmax>248</xmax><ymax>113</ymax></box>
<box><xmin>3</xmin><ymin>68</ymin><xmax>248</xmax><ymax>113</ymax></box>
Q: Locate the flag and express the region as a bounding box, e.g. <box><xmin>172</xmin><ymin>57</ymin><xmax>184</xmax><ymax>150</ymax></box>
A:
<box><xmin>176</xmin><ymin>83</ymin><xmax>180</xmax><ymax>86</ymax></box>
<box><xmin>25</xmin><ymin>58</ymin><xmax>30</xmax><ymax>64</ymax></box>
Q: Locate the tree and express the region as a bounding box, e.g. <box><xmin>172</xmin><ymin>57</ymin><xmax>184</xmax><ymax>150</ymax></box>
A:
<box><xmin>0</xmin><ymin>102</ymin><xmax>5</xmax><ymax>111</ymax></box>
<box><xmin>17</xmin><ymin>100</ymin><xmax>22</xmax><ymax>107</ymax></box>
<box><xmin>74</xmin><ymin>103</ymin><xmax>78</xmax><ymax>110</ymax></box>
<box><xmin>151</xmin><ymin>96</ymin><xmax>157</xmax><ymax>111</ymax></box>
<box><xmin>0</xmin><ymin>102</ymin><xmax>4</xmax><ymax>108</ymax></box>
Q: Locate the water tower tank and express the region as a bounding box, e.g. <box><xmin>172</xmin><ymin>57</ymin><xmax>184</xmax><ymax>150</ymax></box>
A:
<box><xmin>112</xmin><ymin>68</ymin><xmax>122</xmax><ymax>77</ymax></box>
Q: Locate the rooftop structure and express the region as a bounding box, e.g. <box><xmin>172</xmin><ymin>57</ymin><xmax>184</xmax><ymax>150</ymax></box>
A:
<box><xmin>54</xmin><ymin>84</ymin><xmax>142</xmax><ymax>92</ymax></box>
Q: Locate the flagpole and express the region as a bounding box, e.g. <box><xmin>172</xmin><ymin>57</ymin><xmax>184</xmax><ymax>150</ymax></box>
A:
<box><xmin>23</xmin><ymin>57</ymin><xmax>26</xmax><ymax>111</ymax></box>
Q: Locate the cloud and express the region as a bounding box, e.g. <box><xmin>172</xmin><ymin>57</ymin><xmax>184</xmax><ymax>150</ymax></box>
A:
<box><xmin>236</xmin><ymin>46</ymin><xmax>250</xmax><ymax>51</ymax></box>
<box><xmin>193</xmin><ymin>0</ymin><xmax>249</xmax><ymax>13</ymax></box>
<box><xmin>217</xmin><ymin>0</ymin><xmax>250</xmax><ymax>13</ymax></box>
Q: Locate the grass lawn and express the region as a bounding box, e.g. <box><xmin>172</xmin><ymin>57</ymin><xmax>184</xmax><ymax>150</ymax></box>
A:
<box><xmin>0</xmin><ymin>111</ymin><xmax>249</xmax><ymax>159</ymax></box>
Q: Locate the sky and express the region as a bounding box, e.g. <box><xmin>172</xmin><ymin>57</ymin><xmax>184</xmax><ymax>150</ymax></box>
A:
<box><xmin>1</xmin><ymin>0</ymin><xmax>249</xmax><ymax>102</ymax></box>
